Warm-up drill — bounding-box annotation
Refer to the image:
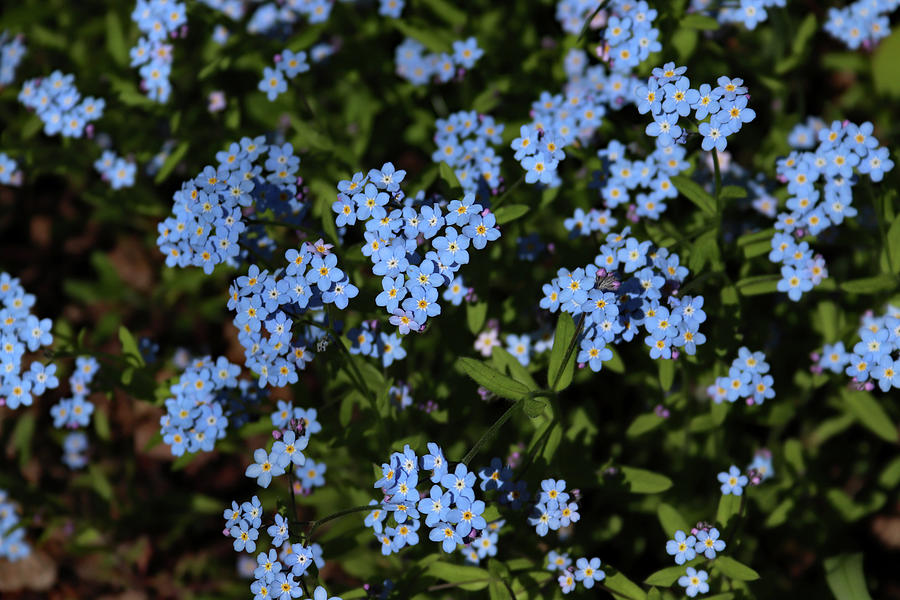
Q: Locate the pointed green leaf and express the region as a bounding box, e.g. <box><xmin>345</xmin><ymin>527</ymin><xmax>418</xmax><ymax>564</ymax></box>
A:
<box><xmin>467</xmin><ymin>301</ymin><xmax>488</xmax><ymax>335</ymax></box>
<box><xmin>547</xmin><ymin>313</ymin><xmax>576</xmax><ymax>392</ymax></box>
<box><xmin>715</xmin><ymin>556</ymin><xmax>759</xmax><ymax>581</ymax></box>
<box><xmin>841</xmin><ymin>388</ymin><xmax>898</xmax><ymax>442</ymax></box>
<box><xmin>736</xmin><ymin>274</ymin><xmax>780</xmax><ymax>296</ymax></box>
<box><xmin>716</xmin><ymin>494</ymin><xmax>741</xmax><ymax>528</ymax></box>
<box><xmin>825</xmin><ymin>553</ymin><xmax>874</xmax><ymax>600</ymax></box>
<box><xmin>626</xmin><ymin>413</ymin><xmax>665</xmax><ymax>438</ymax></box>
<box><xmin>457</xmin><ymin>357</ymin><xmax>530</xmax><ymax>400</ymax></box>
<box><xmin>644</xmin><ymin>564</ymin><xmax>687</xmax><ymax>586</ymax></box>
<box><xmin>619</xmin><ymin>466</ymin><xmax>673</xmax><ymax>494</ymax></box>
<box><xmin>658</xmin><ymin>359</ymin><xmax>675</xmax><ymax>391</ymax></box>
<box><xmin>672</xmin><ymin>175</ymin><xmax>715</xmax><ymax>216</ymax></box>
<box><xmin>439</xmin><ymin>161</ymin><xmax>461</xmax><ymax>190</ymax></box>
<box><xmin>494</xmin><ymin>204</ymin><xmax>529</xmax><ymax>225</ymax></box>
<box><xmin>657</xmin><ymin>502</ymin><xmax>689</xmax><ymax>535</ymax></box>
<box><xmin>840</xmin><ymin>275</ymin><xmax>898</xmax><ymax>294</ymax></box>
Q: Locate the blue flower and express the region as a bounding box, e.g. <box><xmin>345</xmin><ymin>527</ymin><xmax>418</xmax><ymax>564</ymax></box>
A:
<box><xmin>718</xmin><ymin>466</ymin><xmax>748</xmax><ymax>496</ymax></box>
<box><xmin>678</xmin><ymin>567</ymin><xmax>709</xmax><ymax>597</ymax></box>
<box><xmin>574</xmin><ymin>557</ymin><xmax>604</xmax><ymax>588</ymax></box>
<box><xmin>666</xmin><ymin>530</ymin><xmax>697</xmax><ymax>565</ymax></box>
<box><xmin>695</xmin><ymin>527</ymin><xmax>726</xmax><ymax>559</ymax></box>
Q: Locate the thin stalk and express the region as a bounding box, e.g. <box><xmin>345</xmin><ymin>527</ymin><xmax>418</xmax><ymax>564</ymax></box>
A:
<box><xmin>308</xmin><ymin>504</ymin><xmax>379</xmax><ymax>537</ymax></box>
<box><xmin>461</xmin><ymin>397</ymin><xmax>524</xmax><ymax>466</ymax></box>
<box><xmin>550</xmin><ymin>314</ymin><xmax>587</xmax><ymax>391</ymax></box>
<box><xmin>712</xmin><ymin>148</ymin><xmax>723</xmax><ymax>215</ymax></box>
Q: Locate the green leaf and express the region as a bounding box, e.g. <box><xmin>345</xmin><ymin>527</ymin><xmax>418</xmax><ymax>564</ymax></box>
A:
<box><xmin>715</xmin><ymin>556</ymin><xmax>760</xmax><ymax>581</ymax></box>
<box><xmin>716</xmin><ymin>494</ymin><xmax>741</xmax><ymax>528</ymax></box>
<box><xmin>89</xmin><ymin>464</ymin><xmax>114</xmax><ymax>502</ymax></box>
<box><xmin>720</xmin><ymin>185</ymin><xmax>747</xmax><ymax>199</ymax></box>
<box><xmin>736</xmin><ymin>274</ymin><xmax>780</xmax><ymax>296</ymax></box>
<box><xmin>604</xmin><ymin>569</ymin><xmax>648</xmax><ymax>600</ymax></box>
<box><xmin>547</xmin><ymin>313</ymin><xmax>576</xmax><ymax>392</ymax></box>
<box><xmin>12</xmin><ymin>412</ymin><xmax>36</xmax><ymax>467</ymax></box>
<box><xmin>658</xmin><ymin>359</ymin><xmax>675</xmax><ymax>391</ymax></box>
<box><xmin>840</xmin><ymin>275</ymin><xmax>898</xmax><ymax>294</ymax></box>
<box><xmin>689</xmin><ymin>229</ymin><xmax>721</xmax><ymax>273</ymax></box>
<box><xmin>456</xmin><ymin>357</ymin><xmax>530</xmax><ymax>400</ymax></box>
<box><xmin>154</xmin><ymin>141</ymin><xmax>190</xmax><ymax>184</ymax></box>
<box><xmin>118</xmin><ymin>325</ymin><xmax>146</xmax><ymax>367</ymax></box>
<box><xmin>672</xmin><ymin>175</ymin><xmax>715</xmax><ymax>216</ymax></box>
<box><xmin>494</xmin><ymin>204</ymin><xmax>529</xmax><ymax>225</ymax></box>
<box><xmin>878</xmin><ymin>456</ymin><xmax>900</xmax><ymax>488</ymax></box>
<box><xmin>439</xmin><ymin>161</ymin><xmax>462</xmax><ymax>190</ymax></box>
<box><xmin>873</xmin><ymin>30</ymin><xmax>900</xmax><ymax>98</ymax></box>
<box><xmin>737</xmin><ymin>228</ymin><xmax>777</xmax><ymax>247</ymax></box>
<box><xmin>626</xmin><ymin>413</ymin><xmax>664</xmax><ymax>438</ymax></box>
<box><xmin>422</xmin><ymin>0</ymin><xmax>466</xmax><ymax>26</ymax></box>
<box><xmin>105</xmin><ymin>12</ymin><xmax>128</xmax><ymax>67</ymax></box>
<box><xmin>885</xmin><ymin>213</ymin><xmax>900</xmax><ymax>274</ymax></box>
<box><xmin>824</xmin><ymin>553</ymin><xmax>874</xmax><ymax>600</ymax></box>
<box><xmin>619</xmin><ymin>466</ymin><xmax>673</xmax><ymax>494</ymax></box>
<box><xmin>657</xmin><ymin>502</ymin><xmax>688</xmax><ymax>535</ymax></box>
<box><xmin>425</xmin><ymin>561</ymin><xmax>491</xmax><ymax>591</ymax></box>
<box><xmin>389</xmin><ymin>20</ymin><xmax>452</xmax><ymax>53</ymax></box>
<box><xmin>645</xmin><ymin>564</ymin><xmax>687</xmax><ymax>586</ymax></box>
<box><xmin>492</xmin><ymin>347</ymin><xmax>539</xmax><ymax>391</ymax></box>
<box><xmin>765</xmin><ymin>498</ymin><xmax>794</xmax><ymax>528</ymax></box>
<box><xmin>841</xmin><ymin>388</ymin><xmax>898</xmax><ymax>442</ymax></box>
<box><xmin>792</xmin><ymin>13</ymin><xmax>819</xmax><ymax>56</ymax></box>
<box><xmin>94</xmin><ymin>408</ymin><xmax>111</xmax><ymax>441</ymax></box>
<box><xmin>681</xmin><ymin>14</ymin><xmax>719</xmax><ymax>29</ymax></box>
<box><xmin>523</xmin><ymin>396</ymin><xmax>548</xmax><ymax>418</ymax></box>
<box><xmin>467</xmin><ymin>301</ymin><xmax>488</xmax><ymax>335</ymax></box>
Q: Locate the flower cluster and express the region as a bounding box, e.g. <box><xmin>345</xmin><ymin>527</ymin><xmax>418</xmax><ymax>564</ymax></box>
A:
<box><xmin>598</xmin><ymin>1</ymin><xmax>661</xmax><ymax>73</ymax></box>
<box><xmin>432</xmin><ymin>109</ymin><xmax>505</xmax><ymax>196</ymax></box>
<box><xmin>0</xmin><ymin>152</ymin><xmax>21</xmax><ymax>185</ymax></box>
<box><xmin>365</xmin><ymin>443</ymin><xmax>506</xmax><ymax>558</ymax></box>
<box><xmin>769</xmin><ymin>119</ymin><xmax>893</xmax><ymax>301</ymax></box>
<box><xmin>157</xmin><ymin>136</ymin><xmax>305</xmax><ymax>273</ymax></box>
<box><xmin>666</xmin><ymin>525</ymin><xmax>726</xmax><ymax>597</ymax></box>
<box><xmin>332</xmin><ymin>165</ymin><xmax>501</xmax><ymax>335</ymax></box>
<box><xmin>271</xmin><ymin>402</ymin><xmax>328</xmax><ymax>494</ymax></box>
<box><xmin>541</xmin><ymin>228</ymin><xmax>707</xmax><ymax>371</ymax></box>
<box><xmin>224</xmin><ymin>412</ymin><xmax>338</xmax><ymax>599</ymax></box>
<box><xmin>18</xmin><ymin>71</ymin><xmax>105</xmax><ymax>138</ymax></box>
<box><xmin>0</xmin><ymin>490</ymin><xmax>29</xmax><ymax>562</ymax></box>
<box><xmin>259</xmin><ymin>49</ymin><xmax>310</xmax><ymax>101</ymax></box>
<box><xmin>593</xmin><ymin>138</ymin><xmax>690</xmax><ymax>222</ymax></box>
<box><xmin>94</xmin><ymin>150</ymin><xmax>137</xmax><ymax>190</ymax></box>
<box><xmin>229</xmin><ymin>241</ymin><xmax>358</xmax><ymax>386</ymax></box>
<box><xmin>159</xmin><ymin>356</ymin><xmax>248</xmax><ymax>456</ymax></box>
<box><xmin>689</xmin><ymin>0</ymin><xmax>786</xmax><ymax>31</ymax></box>
<box><xmin>546</xmin><ymin>550</ymin><xmax>605</xmax><ymax>594</ymax></box>
<box><xmin>824</xmin><ymin>0</ymin><xmax>897</xmax><ymax>50</ymax></box>
<box><xmin>511</xmin><ymin>47</ymin><xmax>634</xmax><ymax>187</ymax></box>
<box><xmin>528</xmin><ymin>478</ymin><xmax>579</xmax><ymax>537</ymax></box>
<box><xmin>224</xmin><ymin>492</ymin><xmax>338</xmax><ymax>600</ymax></box>
<box><xmin>49</xmin><ymin>356</ymin><xmax>99</xmax><ymax>467</ymax></box>
<box><xmin>706</xmin><ymin>347</ymin><xmax>774</xmax><ymax>405</ymax></box>
<box><xmin>818</xmin><ymin>304</ymin><xmax>900</xmax><ymax>392</ymax></box>
<box><xmin>0</xmin><ymin>31</ymin><xmax>26</xmax><ymax>85</ymax></box>
<box><xmin>638</xmin><ymin>64</ymin><xmax>756</xmax><ymax>149</ymax></box>
<box><xmin>394</xmin><ymin>37</ymin><xmax>483</xmax><ymax>86</ymax></box>
<box><xmin>129</xmin><ymin>0</ymin><xmax>187</xmax><ymax>102</ymax></box>
<box><xmin>0</xmin><ymin>273</ymin><xmax>57</xmax><ymax>410</ymax></box>
<box><xmin>347</xmin><ymin>321</ymin><xmax>406</xmax><ymax>368</ymax></box>
<box><xmin>244</xmin><ymin>430</ymin><xmax>308</xmax><ymax>489</ymax></box>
